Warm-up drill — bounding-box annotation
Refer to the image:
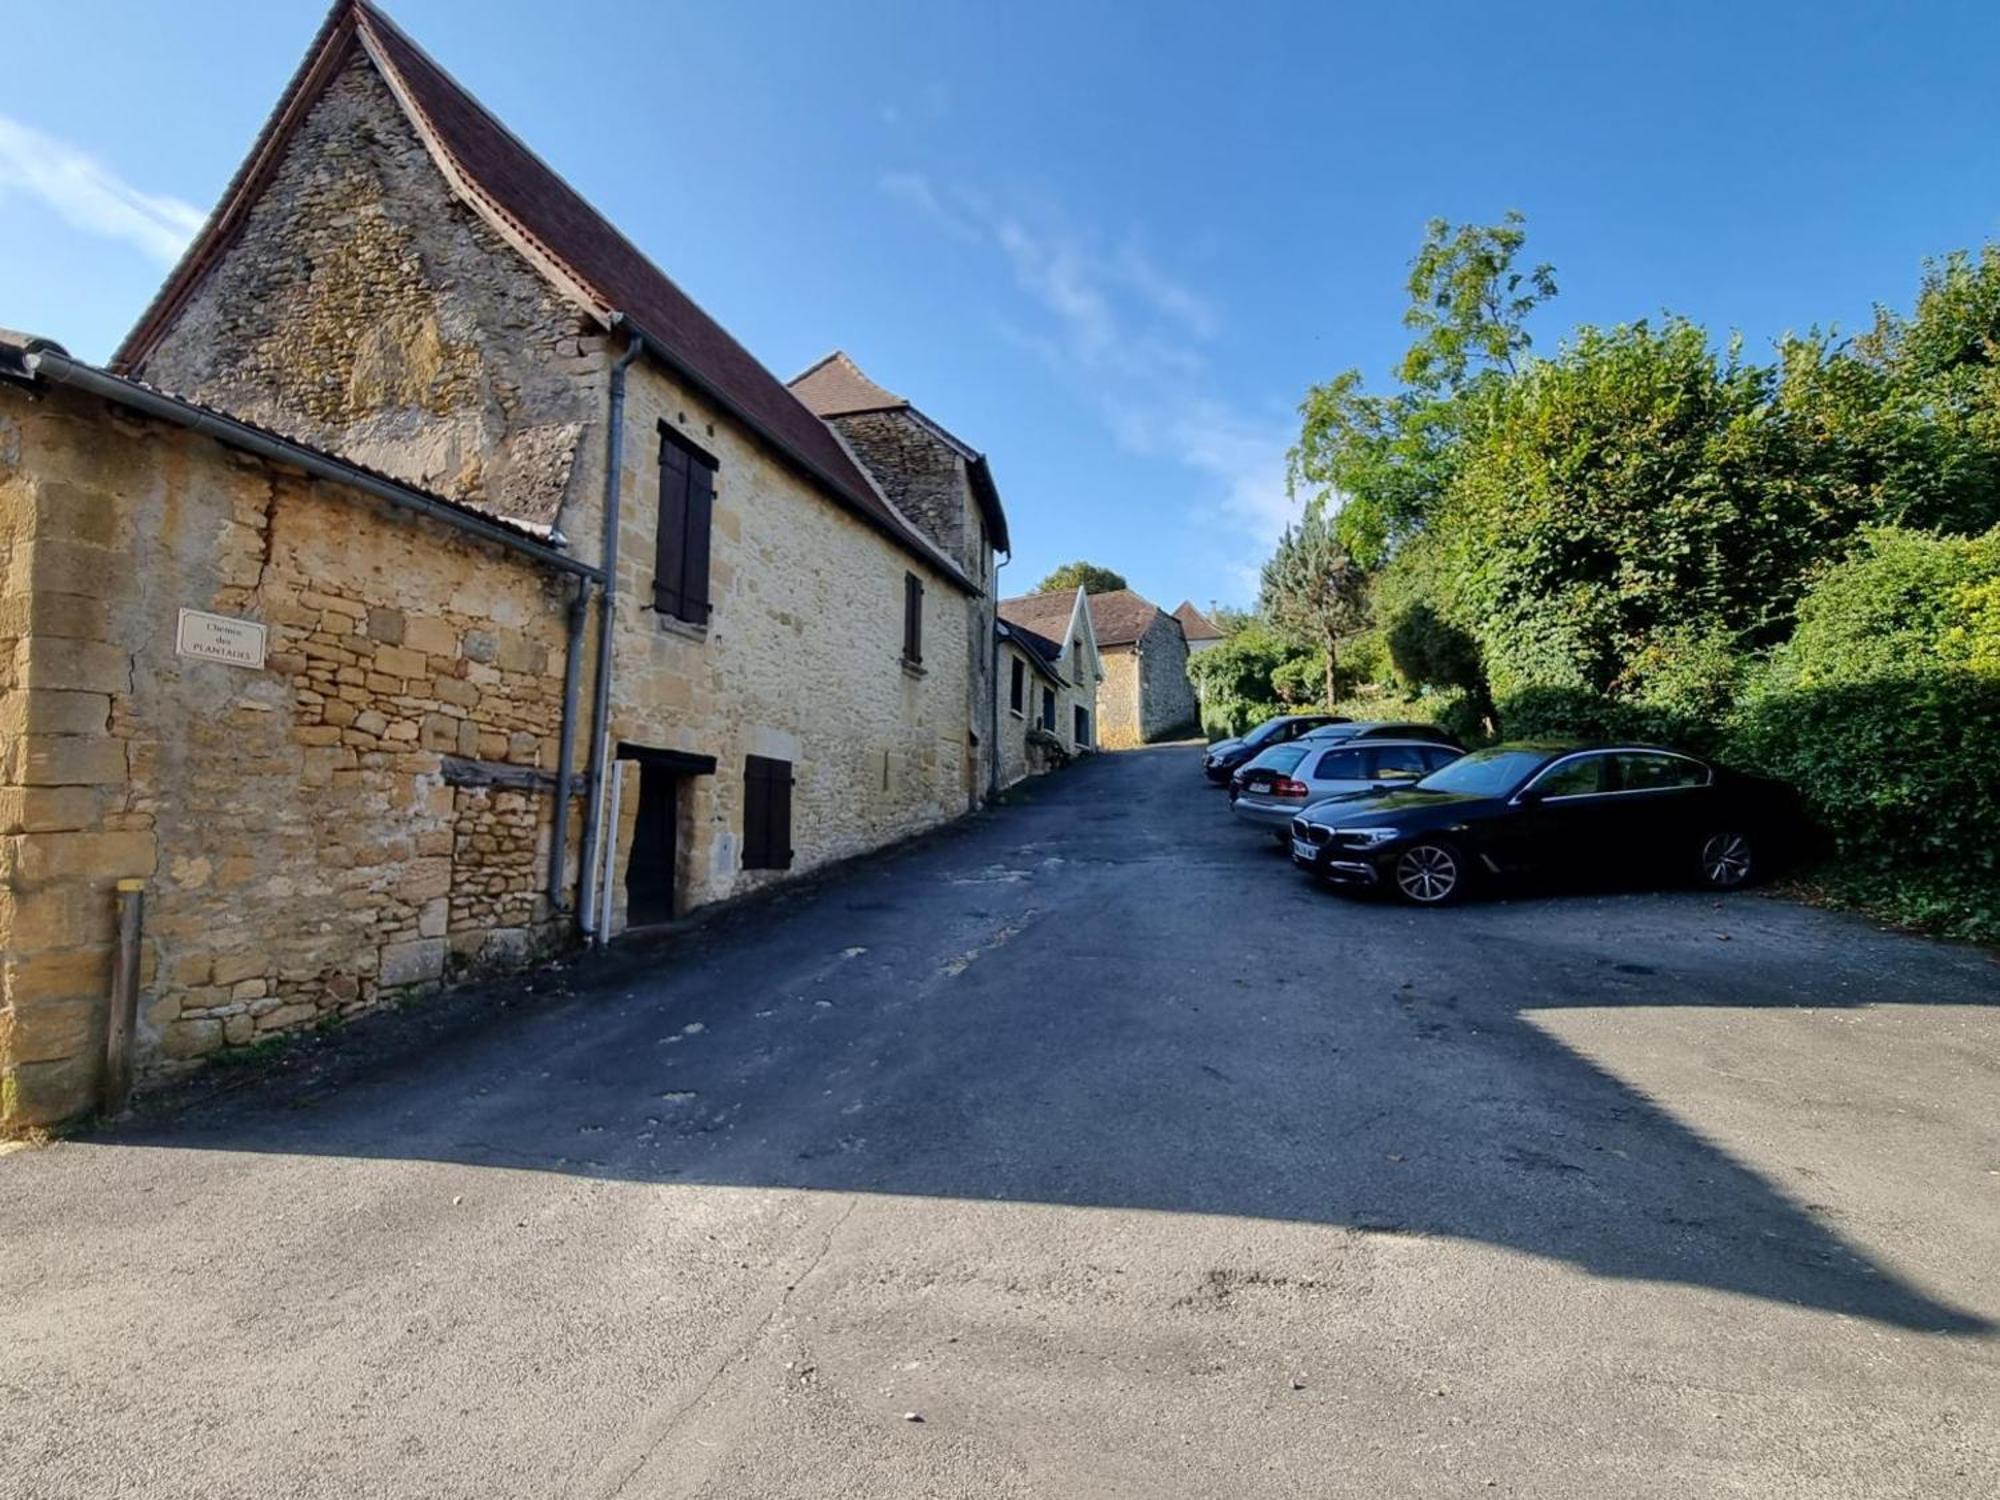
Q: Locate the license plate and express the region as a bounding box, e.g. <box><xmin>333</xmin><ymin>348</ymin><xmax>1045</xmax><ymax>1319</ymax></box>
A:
<box><xmin>1291</xmin><ymin>839</ymin><xmax>1317</xmax><ymax>863</ymax></box>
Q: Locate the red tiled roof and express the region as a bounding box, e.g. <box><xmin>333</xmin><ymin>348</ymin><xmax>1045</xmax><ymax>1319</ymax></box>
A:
<box><xmin>112</xmin><ymin>1</ymin><xmax>970</xmax><ymax>591</ymax></box>
<box><xmin>789</xmin><ymin>352</ymin><xmax>907</xmax><ymax>418</ymax></box>
<box><xmin>1173</xmin><ymin>600</ymin><xmax>1225</xmax><ymax>641</ymax></box>
<box><xmin>1004</xmin><ymin>586</ymin><xmax>1174</xmax><ymax>650</ymax></box>
<box><xmin>998</xmin><ymin>590</ymin><xmax>1081</xmax><ymax>646</ymax></box>
<box><xmin>1085</xmin><ymin>588</ymin><xmax>1170</xmax><ymax>648</ymax></box>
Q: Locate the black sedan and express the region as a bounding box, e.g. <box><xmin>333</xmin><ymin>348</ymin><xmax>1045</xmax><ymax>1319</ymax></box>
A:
<box><xmin>1288</xmin><ymin>742</ymin><xmax>1790</xmax><ymax>905</ymax></box>
<box><xmin>1202</xmin><ymin>713</ymin><xmax>1346</xmax><ymax>783</ymax></box>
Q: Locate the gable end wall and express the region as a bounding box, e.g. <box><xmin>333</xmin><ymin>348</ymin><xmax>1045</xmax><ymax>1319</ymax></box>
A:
<box><xmin>135</xmin><ymin>52</ymin><xmax>607</xmax><ymax>531</ymax></box>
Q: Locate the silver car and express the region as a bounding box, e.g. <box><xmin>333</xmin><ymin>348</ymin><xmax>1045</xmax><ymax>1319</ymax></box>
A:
<box><xmin>1231</xmin><ymin>739</ymin><xmax>1465</xmax><ymax>838</ymax></box>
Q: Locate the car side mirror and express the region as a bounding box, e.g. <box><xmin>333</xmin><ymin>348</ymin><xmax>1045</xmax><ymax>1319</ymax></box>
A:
<box><xmin>1515</xmin><ymin>785</ymin><xmax>1545</xmax><ymax>806</ymax></box>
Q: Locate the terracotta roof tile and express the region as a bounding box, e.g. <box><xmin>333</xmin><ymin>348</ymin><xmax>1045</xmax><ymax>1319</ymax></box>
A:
<box><xmin>1173</xmin><ymin>600</ymin><xmax>1225</xmax><ymax>641</ymax></box>
<box><xmin>1084</xmin><ymin>588</ymin><xmax>1170</xmax><ymax>648</ymax></box>
<box><xmin>789</xmin><ymin>351</ymin><xmax>907</xmax><ymax>418</ymax></box>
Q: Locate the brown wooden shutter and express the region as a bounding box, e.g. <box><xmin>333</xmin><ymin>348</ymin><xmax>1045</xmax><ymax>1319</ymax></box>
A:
<box><xmin>682</xmin><ymin>456</ymin><xmax>714</xmax><ymax>622</ymax></box>
<box><xmin>743</xmin><ymin>755</ymin><xmax>794</xmax><ymax>870</ymax></box>
<box><xmin>654</xmin><ymin>437</ymin><xmax>689</xmax><ymax>618</ymax></box>
<box><xmin>902</xmin><ymin>573</ymin><xmax>922</xmax><ymax>664</ymax></box>
<box><xmin>768</xmin><ymin>760</ymin><xmax>792</xmax><ymax>868</ymax></box>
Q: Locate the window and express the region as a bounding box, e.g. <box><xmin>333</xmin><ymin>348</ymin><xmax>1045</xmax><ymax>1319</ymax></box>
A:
<box><xmin>1041</xmin><ymin>686</ymin><xmax>1055</xmax><ymax>730</ymax></box>
<box><xmin>1009</xmin><ymin>658</ymin><xmax>1025</xmax><ymax>714</ymax></box>
<box><xmin>655</xmin><ymin>425</ymin><xmax>717</xmax><ymax>626</ymax></box>
<box><xmin>1421</xmin><ymin>746</ymin><xmax>1462</xmax><ymax>772</ymax></box>
<box><xmin>902</xmin><ymin>572</ymin><xmax>924</xmax><ymax>666</ymax></box>
<box><xmin>1529</xmin><ymin>754</ymin><xmax>1613</xmax><ymax>799</ymax></box>
<box><xmin>742</xmin><ymin>755</ymin><xmax>793</xmax><ymax>870</ymax></box>
<box><xmin>1613</xmin><ymin>752</ymin><xmax>1709</xmax><ymax>791</ymax></box>
<box><xmin>1074</xmin><ymin>704</ymin><xmax>1090</xmax><ymax>746</ymax></box>
<box><xmin>1312</xmin><ymin>748</ymin><xmax>1369</xmax><ymax>782</ymax></box>
<box><xmin>1367</xmin><ymin>745</ymin><xmax>1432</xmax><ymax>780</ymax></box>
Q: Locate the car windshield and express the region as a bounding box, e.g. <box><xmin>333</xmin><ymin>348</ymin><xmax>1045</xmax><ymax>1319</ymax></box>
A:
<box><xmin>1244</xmin><ymin>717</ymin><xmax>1293</xmax><ymax>747</ymax></box>
<box><xmin>1413</xmin><ymin>747</ymin><xmax>1553</xmax><ymax>797</ymax></box>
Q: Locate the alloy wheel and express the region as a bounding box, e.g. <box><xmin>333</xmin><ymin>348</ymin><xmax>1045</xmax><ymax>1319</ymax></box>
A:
<box><xmin>1395</xmin><ymin>842</ymin><xmax>1460</xmax><ymax>904</ymax></box>
<box><xmin>1700</xmin><ymin>831</ymin><xmax>1754</xmax><ymax>889</ymax></box>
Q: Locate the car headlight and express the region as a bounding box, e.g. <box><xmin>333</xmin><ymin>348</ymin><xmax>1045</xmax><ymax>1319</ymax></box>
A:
<box><xmin>1330</xmin><ymin>827</ymin><xmax>1399</xmax><ymax>847</ymax></box>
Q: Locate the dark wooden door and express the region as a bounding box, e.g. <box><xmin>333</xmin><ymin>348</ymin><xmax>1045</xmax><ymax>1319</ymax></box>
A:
<box><xmin>625</xmin><ymin>764</ymin><xmax>677</xmax><ymax>925</ymax></box>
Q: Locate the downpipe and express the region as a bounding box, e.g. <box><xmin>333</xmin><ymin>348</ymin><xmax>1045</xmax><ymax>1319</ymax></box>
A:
<box><xmin>545</xmin><ymin>575</ymin><xmax>593</xmax><ymax>909</ymax></box>
<box><xmin>576</xmin><ymin>327</ymin><xmax>645</xmax><ymax>940</ymax></box>
<box><xmin>986</xmin><ymin>551</ymin><xmax>1010</xmax><ymax>802</ymax></box>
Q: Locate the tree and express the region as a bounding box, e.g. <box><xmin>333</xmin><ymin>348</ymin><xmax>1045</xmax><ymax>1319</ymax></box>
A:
<box><xmin>1036</xmin><ymin>561</ymin><xmax>1127</xmax><ymax>594</ymax></box>
<box><xmin>1288</xmin><ymin>213</ymin><xmax>1557</xmax><ymax>566</ymax></box>
<box><xmin>1260</xmin><ymin>503</ymin><xmax>1370</xmax><ymax>708</ymax></box>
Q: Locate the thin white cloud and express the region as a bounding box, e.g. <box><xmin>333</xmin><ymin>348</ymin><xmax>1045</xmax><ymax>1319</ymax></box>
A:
<box><xmin>0</xmin><ymin>114</ymin><xmax>204</xmax><ymax>264</ymax></box>
<box><xmin>883</xmin><ymin>172</ymin><xmax>1298</xmax><ymax>591</ymax></box>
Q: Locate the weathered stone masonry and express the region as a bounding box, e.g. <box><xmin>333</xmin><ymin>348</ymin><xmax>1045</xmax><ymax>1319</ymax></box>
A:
<box><xmin>0</xmin><ymin>380</ymin><xmax>584</xmax><ymax>1126</ymax></box>
<box><xmin>140</xmin><ymin>54</ymin><xmax>606</xmax><ymax>531</ymax></box>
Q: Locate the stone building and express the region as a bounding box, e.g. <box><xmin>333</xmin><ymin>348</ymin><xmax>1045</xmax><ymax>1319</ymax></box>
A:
<box><xmin>1174</xmin><ymin>601</ymin><xmax>1226</xmax><ymax>656</ymax></box>
<box><xmin>0</xmin><ymin>0</ymin><xmax>1009</xmax><ymax>1126</ymax></box>
<box><xmin>1</xmin><ymin>334</ymin><xmax>590</xmax><ymax>1126</ymax></box>
<box><xmin>994</xmin><ymin>588</ymin><xmax>1103</xmax><ymax>788</ymax></box>
<box><xmin>1004</xmin><ymin>588</ymin><xmax>1196</xmax><ymax>748</ymax></box>
<box><xmin>786</xmin><ymin>352</ymin><xmax>1009</xmax><ymax>799</ymax></box>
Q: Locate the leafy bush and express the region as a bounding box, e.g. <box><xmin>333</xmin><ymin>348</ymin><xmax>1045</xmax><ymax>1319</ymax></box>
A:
<box><xmin>1492</xmin><ymin>684</ymin><xmax>1716</xmax><ymax>753</ymax></box>
<box><xmin>1728</xmin><ymin>670</ymin><xmax>2000</xmax><ymax>938</ymax></box>
<box><xmin>1723</xmin><ymin>530</ymin><xmax>2000</xmax><ymax>919</ymax></box>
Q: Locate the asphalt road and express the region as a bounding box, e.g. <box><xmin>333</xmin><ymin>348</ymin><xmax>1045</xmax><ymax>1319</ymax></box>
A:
<box><xmin>5</xmin><ymin>745</ymin><xmax>1997</xmax><ymax>1498</ymax></box>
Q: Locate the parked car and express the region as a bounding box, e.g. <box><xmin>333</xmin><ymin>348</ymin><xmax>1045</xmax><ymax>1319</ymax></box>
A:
<box><xmin>1296</xmin><ymin>720</ymin><xmax>1463</xmax><ymax>749</ymax></box>
<box><xmin>1288</xmin><ymin>742</ymin><xmax>1793</xmax><ymax>905</ymax></box>
<box><xmin>1227</xmin><ymin>741</ymin><xmax>1313</xmax><ymax>803</ymax></box>
<box><xmin>1202</xmin><ymin>713</ymin><xmax>1347</xmax><ymax>783</ymax></box>
<box><xmin>1233</xmin><ymin>739</ymin><xmax>1465</xmax><ymax>835</ymax></box>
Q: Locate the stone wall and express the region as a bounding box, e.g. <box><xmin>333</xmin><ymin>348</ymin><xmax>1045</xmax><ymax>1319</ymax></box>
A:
<box><xmin>1134</xmin><ymin>612</ymin><xmax>1199</xmax><ymax>741</ymax></box>
<box><xmin>0</xmin><ymin>382</ymin><xmax>582</xmax><ymax>1127</ymax></box>
<box><xmin>594</xmin><ymin>362</ymin><xmax>974</xmax><ymax>932</ymax></box>
<box><xmin>995</xmin><ymin>642</ymin><xmax>1096</xmax><ymax>791</ymax></box>
<box><xmin>135</xmin><ymin>54</ymin><xmax>605</xmax><ymax>531</ymax></box>
<box><xmin>829</xmin><ymin>408</ymin><xmax>994</xmax><ymax>806</ymax></box>
<box><xmin>829</xmin><ymin>410</ymin><xmax>974</xmax><ymax>573</ymax></box>
<box><xmin>1097</xmin><ymin>648</ymin><xmax>1144</xmax><ymax>749</ymax></box>
<box><xmin>1095</xmin><ymin>616</ymin><xmax>1197</xmax><ymax>749</ymax></box>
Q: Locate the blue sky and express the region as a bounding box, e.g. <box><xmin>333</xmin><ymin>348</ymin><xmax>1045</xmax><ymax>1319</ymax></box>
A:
<box><xmin>5</xmin><ymin>1</ymin><xmax>1999</xmax><ymax>609</ymax></box>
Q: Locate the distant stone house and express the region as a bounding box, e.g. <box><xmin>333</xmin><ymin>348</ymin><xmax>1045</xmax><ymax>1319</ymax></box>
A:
<box><xmin>1074</xmin><ymin>590</ymin><xmax>1198</xmax><ymax>746</ymax></box>
<box><xmin>994</xmin><ymin>587</ymin><xmax>1104</xmax><ymax>787</ymax></box>
<box><xmin>0</xmin><ymin>1</ymin><xmax>1010</xmax><ymax>1126</ymax></box>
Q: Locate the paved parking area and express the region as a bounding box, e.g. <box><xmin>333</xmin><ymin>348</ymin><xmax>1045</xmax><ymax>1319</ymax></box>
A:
<box><xmin>4</xmin><ymin>744</ymin><xmax>1997</xmax><ymax>1497</ymax></box>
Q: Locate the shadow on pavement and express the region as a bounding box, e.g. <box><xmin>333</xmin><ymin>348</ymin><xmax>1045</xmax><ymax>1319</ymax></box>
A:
<box><xmin>91</xmin><ymin>746</ymin><xmax>1999</xmax><ymax>1337</ymax></box>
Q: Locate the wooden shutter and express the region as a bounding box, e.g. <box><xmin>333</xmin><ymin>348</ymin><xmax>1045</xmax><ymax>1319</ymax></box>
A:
<box><xmin>682</xmin><ymin>456</ymin><xmax>713</xmax><ymax>622</ymax></box>
<box><xmin>903</xmin><ymin>573</ymin><xmax>923</xmax><ymax>664</ymax></box>
<box><xmin>655</xmin><ymin>430</ymin><xmax>716</xmax><ymax>624</ymax></box>
<box><xmin>743</xmin><ymin>755</ymin><xmax>794</xmax><ymax>870</ymax></box>
<box><xmin>654</xmin><ymin>437</ymin><xmax>689</xmax><ymax>618</ymax></box>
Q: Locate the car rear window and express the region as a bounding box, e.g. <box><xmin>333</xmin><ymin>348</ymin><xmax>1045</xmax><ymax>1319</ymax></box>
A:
<box><xmin>1249</xmin><ymin>745</ymin><xmax>1309</xmax><ymax>774</ymax></box>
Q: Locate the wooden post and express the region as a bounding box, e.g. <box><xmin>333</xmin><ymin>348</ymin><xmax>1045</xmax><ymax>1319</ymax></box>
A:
<box><xmin>101</xmin><ymin>879</ymin><xmax>146</xmax><ymax>1117</ymax></box>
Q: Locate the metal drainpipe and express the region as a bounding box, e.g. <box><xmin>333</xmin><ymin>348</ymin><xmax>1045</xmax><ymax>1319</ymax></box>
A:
<box><xmin>546</xmin><ymin>576</ymin><xmax>592</xmax><ymax>908</ymax></box>
<box><xmin>576</xmin><ymin>327</ymin><xmax>645</xmax><ymax>938</ymax></box>
<box><xmin>987</xmin><ymin>551</ymin><xmax>1010</xmax><ymax>800</ymax></box>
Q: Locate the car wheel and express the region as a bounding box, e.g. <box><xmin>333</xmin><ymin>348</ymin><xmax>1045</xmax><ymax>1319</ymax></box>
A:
<box><xmin>1392</xmin><ymin>839</ymin><xmax>1466</xmax><ymax>906</ymax></box>
<box><xmin>1698</xmin><ymin>830</ymin><xmax>1756</xmax><ymax>890</ymax></box>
